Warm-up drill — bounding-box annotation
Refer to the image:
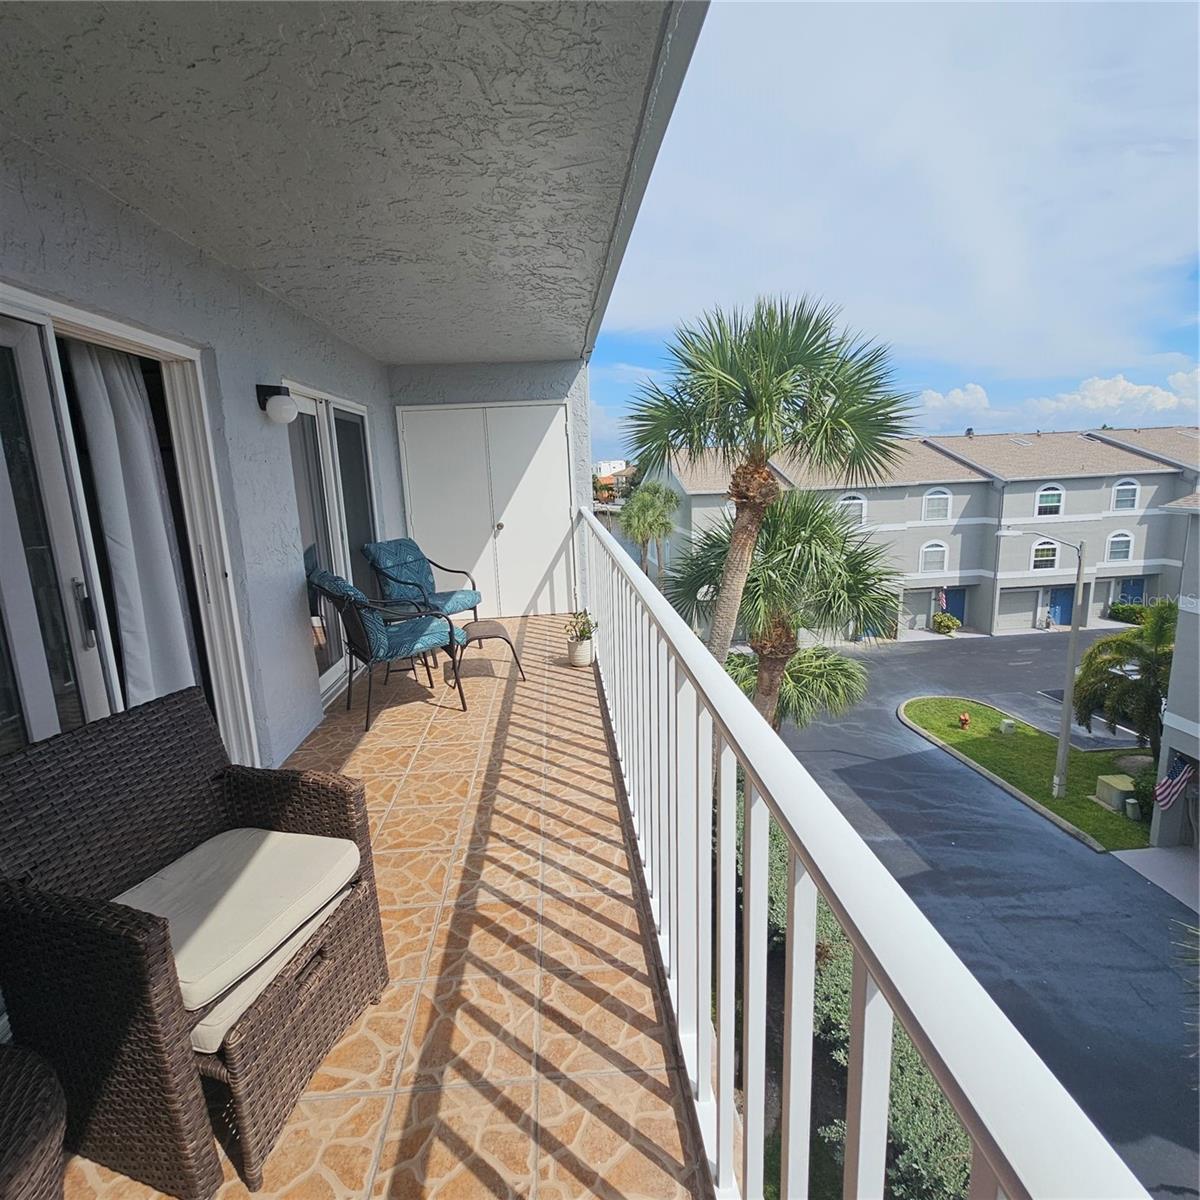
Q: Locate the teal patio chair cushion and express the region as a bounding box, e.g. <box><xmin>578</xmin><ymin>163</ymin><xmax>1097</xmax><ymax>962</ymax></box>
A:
<box><xmin>431</xmin><ymin>588</ymin><xmax>482</xmax><ymax>615</ymax></box>
<box><xmin>362</xmin><ymin>539</ymin><xmax>435</xmax><ymax>606</ymax></box>
<box><xmin>308</xmin><ymin>568</ymin><xmax>388</xmax><ymax>660</ymax></box>
<box><xmin>386</xmin><ymin>616</ymin><xmax>468</xmax><ymax>660</ymax></box>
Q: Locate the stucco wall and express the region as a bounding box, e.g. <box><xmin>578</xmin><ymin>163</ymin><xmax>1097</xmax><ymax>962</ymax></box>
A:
<box><xmin>0</xmin><ymin>134</ymin><xmax>403</xmax><ymax>765</ymax></box>
<box><xmin>388</xmin><ymin>360</ymin><xmax>592</xmax><ymax>605</ymax></box>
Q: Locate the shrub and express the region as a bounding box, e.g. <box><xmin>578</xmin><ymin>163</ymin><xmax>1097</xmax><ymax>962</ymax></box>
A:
<box><xmin>1108</xmin><ymin>601</ymin><xmax>1146</xmax><ymax>625</ymax></box>
<box><xmin>736</xmin><ymin>789</ymin><xmax>970</xmax><ymax>1198</ymax></box>
<box><xmin>1132</xmin><ymin>764</ymin><xmax>1158</xmax><ymax>820</ymax></box>
<box><xmin>931</xmin><ymin>611</ymin><xmax>961</xmax><ymax>635</ymax></box>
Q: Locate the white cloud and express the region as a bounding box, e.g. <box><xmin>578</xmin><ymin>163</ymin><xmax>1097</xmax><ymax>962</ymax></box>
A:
<box><xmin>918</xmin><ymin>383</ymin><xmax>990</xmax><ymax>414</ymax></box>
<box><xmin>1031</xmin><ymin>371</ymin><xmax>1198</xmax><ymax>417</ymax></box>
<box><xmin>590</xmin><ymin>362</ymin><xmax>667</xmax><ymax>388</ymax></box>
<box><xmin>605</xmin><ymin>3</ymin><xmax>1198</xmax><ymax>378</ymax></box>
<box><xmin>589</xmin><ymin>402</ymin><xmax>626</xmax><ymax>446</ymax></box>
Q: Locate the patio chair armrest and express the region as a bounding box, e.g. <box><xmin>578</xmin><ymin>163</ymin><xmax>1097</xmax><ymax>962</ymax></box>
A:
<box><xmin>372</xmin><ymin>566</ymin><xmax>433</xmax><ymax>604</ymax></box>
<box><xmin>0</xmin><ymin>876</ymin><xmax>222</xmax><ymax>1195</ymax></box>
<box><xmin>221</xmin><ymin>764</ymin><xmax>373</xmax><ymax>862</ymax></box>
<box><xmin>425</xmin><ymin>558</ymin><xmax>477</xmax><ymax>590</ymax></box>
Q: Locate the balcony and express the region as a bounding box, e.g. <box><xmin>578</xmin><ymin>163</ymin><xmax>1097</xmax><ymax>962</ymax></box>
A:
<box><xmin>62</xmin><ymin>615</ymin><xmax>704</xmax><ymax>1200</ymax></box>
<box><xmin>60</xmin><ymin>512</ymin><xmax>1149</xmax><ymax>1200</ymax></box>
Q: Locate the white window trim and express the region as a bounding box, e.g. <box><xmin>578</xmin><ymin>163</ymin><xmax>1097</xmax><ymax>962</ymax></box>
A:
<box><xmin>1031</xmin><ymin>540</ymin><xmax>1059</xmax><ymax>570</ymax></box>
<box><xmin>0</xmin><ymin>280</ymin><xmax>260</xmax><ymax>765</ymax></box>
<box><xmin>1111</xmin><ymin>478</ymin><xmax>1140</xmax><ymax>511</ymax></box>
<box><xmin>922</xmin><ymin>487</ymin><xmax>951</xmax><ymax>522</ymax></box>
<box><xmin>919</xmin><ymin>540</ymin><xmax>949</xmax><ymax>574</ymax></box>
<box><xmin>1105</xmin><ymin>529</ymin><xmax>1134</xmax><ymax>563</ymax></box>
<box><xmin>837</xmin><ymin>492</ymin><xmax>867</xmax><ymax>526</ymax></box>
<box><xmin>1035</xmin><ymin>483</ymin><xmax>1065</xmax><ymax>517</ymax></box>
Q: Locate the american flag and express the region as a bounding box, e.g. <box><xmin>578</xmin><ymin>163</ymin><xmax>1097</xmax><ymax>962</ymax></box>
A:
<box><xmin>937</xmin><ymin>589</ymin><xmax>948</xmax><ymax>612</ymax></box>
<box><xmin>1154</xmin><ymin>754</ymin><xmax>1196</xmax><ymax>811</ymax></box>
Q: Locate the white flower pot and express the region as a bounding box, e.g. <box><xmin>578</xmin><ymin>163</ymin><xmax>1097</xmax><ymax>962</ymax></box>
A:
<box><xmin>567</xmin><ymin>638</ymin><xmax>594</xmax><ymax>667</ymax></box>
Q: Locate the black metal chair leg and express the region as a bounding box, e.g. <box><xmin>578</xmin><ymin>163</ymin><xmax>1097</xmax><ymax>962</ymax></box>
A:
<box><xmin>450</xmin><ymin>643</ymin><xmax>468</xmax><ymax>712</ymax></box>
<box><xmin>503</xmin><ymin>635</ymin><xmax>526</xmax><ymax>682</ymax></box>
<box><xmin>422</xmin><ymin>653</ymin><xmax>434</xmax><ymax>688</ymax></box>
<box><xmin>364</xmin><ymin>664</ymin><xmax>375</xmax><ymax>731</ymax></box>
<box><xmin>385</xmin><ymin>660</ymin><xmax>391</xmax><ymax>684</ymax></box>
<box><xmin>346</xmin><ymin>655</ymin><xmax>354</xmax><ymax>711</ymax></box>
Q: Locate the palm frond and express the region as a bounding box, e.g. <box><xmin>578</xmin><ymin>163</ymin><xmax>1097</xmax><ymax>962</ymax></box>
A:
<box><xmin>726</xmin><ymin>646</ymin><xmax>868</xmax><ymax>729</ymax></box>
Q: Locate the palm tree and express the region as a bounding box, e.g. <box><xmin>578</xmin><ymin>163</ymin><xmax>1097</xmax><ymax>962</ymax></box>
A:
<box><xmin>1073</xmin><ymin>600</ymin><xmax>1177</xmax><ymax>759</ymax></box>
<box><xmin>618</xmin><ymin>482</ymin><xmax>678</xmax><ymax>583</ymax></box>
<box><xmin>627</xmin><ymin>295</ymin><xmax>909</xmax><ymax>667</ymax></box>
<box><xmin>667</xmin><ymin>490</ymin><xmax>899</xmax><ymax>729</ymax></box>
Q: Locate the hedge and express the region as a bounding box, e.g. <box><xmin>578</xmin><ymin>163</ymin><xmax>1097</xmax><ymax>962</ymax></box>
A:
<box><xmin>741</xmin><ymin>795</ymin><xmax>971</xmax><ymax>1199</ymax></box>
<box><xmin>1107</xmin><ymin>601</ymin><xmax>1147</xmax><ymax>625</ymax></box>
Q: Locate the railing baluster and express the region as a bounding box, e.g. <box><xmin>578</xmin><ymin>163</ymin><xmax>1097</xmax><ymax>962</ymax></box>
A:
<box><xmin>675</xmin><ymin>673</ymin><xmax>698</xmax><ymax>1082</ymax></box>
<box><xmin>666</xmin><ymin>653</ymin><xmax>679</xmax><ymax>995</ymax></box>
<box><xmin>780</xmin><ymin>848</ymin><xmax>818</xmax><ymax>1197</ymax></box>
<box><xmin>715</xmin><ymin>735</ymin><xmax>737</xmax><ymax>1193</ymax></box>
<box><xmin>695</xmin><ymin>705</ymin><xmax>714</xmax><ymax>1108</ymax></box>
<box><xmin>843</xmin><ymin>950</ymin><xmax>894</xmax><ymax>1200</ymax></box>
<box><xmin>654</xmin><ymin>628</ymin><xmax>669</xmax><ymax>930</ymax></box>
<box><xmin>742</xmin><ymin>778</ymin><xmax>769</xmax><ymax>1200</ymax></box>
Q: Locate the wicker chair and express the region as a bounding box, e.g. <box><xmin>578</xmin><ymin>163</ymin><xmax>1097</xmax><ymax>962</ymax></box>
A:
<box><xmin>0</xmin><ymin>689</ymin><xmax>389</xmax><ymax>1199</ymax></box>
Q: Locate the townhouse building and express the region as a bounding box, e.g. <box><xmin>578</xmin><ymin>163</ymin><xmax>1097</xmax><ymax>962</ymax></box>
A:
<box><xmin>659</xmin><ymin>425</ymin><xmax>1200</xmax><ymax>636</ymax></box>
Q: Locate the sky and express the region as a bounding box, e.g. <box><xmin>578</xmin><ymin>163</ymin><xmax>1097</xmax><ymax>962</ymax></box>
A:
<box><xmin>589</xmin><ymin>1</ymin><xmax>1200</xmax><ymax>462</ymax></box>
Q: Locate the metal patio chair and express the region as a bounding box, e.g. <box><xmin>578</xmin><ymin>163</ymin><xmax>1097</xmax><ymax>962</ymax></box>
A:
<box><xmin>361</xmin><ymin>537</ymin><xmax>481</xmax><ymax>622</ymax></box>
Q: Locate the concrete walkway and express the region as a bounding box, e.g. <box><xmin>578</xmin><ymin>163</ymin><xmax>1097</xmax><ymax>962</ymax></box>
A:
<box><xmin>782</xmin><ymin>630</ymin><xmax>1199</xmax><ymax>1200</ymax></box>
<box><xmin>1113</xmin><ymin>846</ymin><xmax>1200</xmax><ymax>912</ymax></box>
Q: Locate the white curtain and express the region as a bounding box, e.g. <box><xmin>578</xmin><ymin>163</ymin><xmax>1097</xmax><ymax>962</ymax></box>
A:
<box><xmin>66</xmin><ymin>341</ymin><xmax>198</xmax><ymax>705</ymax></box>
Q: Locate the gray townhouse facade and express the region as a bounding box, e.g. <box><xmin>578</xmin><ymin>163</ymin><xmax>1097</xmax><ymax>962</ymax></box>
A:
<box><xmin>659</xmin><ymin>425</ymin><xmax>1200</xmax><ymax>637</ymax></box>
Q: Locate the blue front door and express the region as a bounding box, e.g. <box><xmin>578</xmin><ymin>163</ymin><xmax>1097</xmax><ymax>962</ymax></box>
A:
<box><xmin>943</xmin><ymin>587</ymin><xmax>967</xmax><ymax>624</ymax></box>
<box><xmin>1049</xmin><ymin>586</ymin><xmax>1074</xmax><ymax>625</ymax></box>
<box><xmin>1118</xmin><ymin>577</ymin><xmax>1145</xmax><ymax>604</ymax></box>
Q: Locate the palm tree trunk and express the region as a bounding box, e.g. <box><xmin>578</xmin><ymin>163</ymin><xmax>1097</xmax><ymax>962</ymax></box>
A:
<box><xmin>655</xmin><ymin>538</ymin><xmax>667</xmax><ymax>584</ymax></box>
<box><xmin>639</xmin><ymin>540</ymin><xmax>650</xmax><ymax>576</ymax></box>
<box><xmin>753</xmin><ymin>653</ymin><xmax>790</xmax><ymax>731</ymax></box>
<box><xmin>706</xmin><ymin>503</ymin><xmax>765</xmax><ymax>665</ymax></box>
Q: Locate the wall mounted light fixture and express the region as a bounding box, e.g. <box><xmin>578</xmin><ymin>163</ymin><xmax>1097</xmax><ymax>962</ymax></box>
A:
<box><xmin>256</xmin><ymin>384</ymin><xmax>299</xmax><ymax>426</ymax></box>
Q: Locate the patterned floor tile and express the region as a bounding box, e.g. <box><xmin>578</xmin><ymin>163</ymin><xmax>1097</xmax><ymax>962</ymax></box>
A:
<box><xmin>398</xmin><ymin>771</ymin><xmax>481</xmax><ymax>808</ymax></box>
<box><xmin>432</xmin><ymin>898</ymin><xmax>541</xmax><ymax>979</ymax></box>
<box><xmin>373</xmin><ymin>806</ymin><xmax>465</xmax><ymax>853</ymax></box>
<box><xmin>371</xmin><ymin>1083</ymin><xmax>536</xmax><ymax>1199</ymax></box>
<box><xmin>398</xmin><ymin>973</ymin><xmax>539</xmax><ymax>1091</ymax></box>
<box><xmin>380</xmin><ymin>905</ymin><xmax>442</xmax><ymax>982</ymax></box>
<box><xmin>535</xmin><ymin>1071</ymin><xmax>701</xmax><ymax>1200</ymax></box>
<box><xmin>374</xmin><ymin>852</ymin><xmax>452</xmax><ymax>909</ymax></box>
<box><xmin>540</xmin><ymin>895</ymin><xmax>649</xmax><ymax>977</ymax></box>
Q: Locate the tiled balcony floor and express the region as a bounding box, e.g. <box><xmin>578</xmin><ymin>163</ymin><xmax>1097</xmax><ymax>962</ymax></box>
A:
<box><xmin>64</xmin><ymin>617</ymin><xmax>710</xmax><ymax>1200</ymax></box>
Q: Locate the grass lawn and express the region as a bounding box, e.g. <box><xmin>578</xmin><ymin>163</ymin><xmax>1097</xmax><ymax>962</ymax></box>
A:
<box><xmin>903</xmin><ymin>697</ymin><xmax>1151</xmax><ymax>852</ymax></box>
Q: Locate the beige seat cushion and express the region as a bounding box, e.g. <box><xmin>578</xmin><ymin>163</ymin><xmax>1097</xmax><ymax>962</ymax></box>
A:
<box><xmin>115</xmin><ymin>827</ymin><xmax>360</xmax><ymax>1010</ymax></box>
<box><xmin>190</xmin><ymin>889</ymin><xmax>349</xmax><ymax>1054</ymax></box>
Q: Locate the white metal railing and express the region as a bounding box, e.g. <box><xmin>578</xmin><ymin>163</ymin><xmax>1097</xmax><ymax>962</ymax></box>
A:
<box><xmin>579</xmin><ymin>507</ymin><xmax>1148</xmax><ymax>1200</ymax></box>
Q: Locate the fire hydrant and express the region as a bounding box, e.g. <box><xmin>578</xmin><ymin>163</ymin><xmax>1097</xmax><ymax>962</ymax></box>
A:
<box><xmin>958</xmin><ymin>712</ymin><xmax>971</xmax><ymax>730</ymax></box>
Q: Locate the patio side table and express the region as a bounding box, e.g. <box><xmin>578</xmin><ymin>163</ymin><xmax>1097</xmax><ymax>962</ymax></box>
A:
<box><xmin>0</xmin><ymin>1044</ymin><xmax>66</xmax><ymax>1200</ymax></box>
<box><xmin>460</xmin><ymin>620</ymin><xmax>526</xmax><ymax>682</ymax></box>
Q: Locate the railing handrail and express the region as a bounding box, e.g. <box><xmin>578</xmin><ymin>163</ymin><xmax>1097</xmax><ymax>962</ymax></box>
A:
<box><xmin>579</xmin><ymin>506</ymin><xmax>1147</xmax><ymax>1200</ymax></box>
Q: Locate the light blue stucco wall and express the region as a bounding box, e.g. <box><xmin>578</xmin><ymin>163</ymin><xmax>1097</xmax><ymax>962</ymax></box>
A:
<box><xmin>0</xmin><ymin>134</ymin><xmax>406</xmax><ymax>765</ymax></box>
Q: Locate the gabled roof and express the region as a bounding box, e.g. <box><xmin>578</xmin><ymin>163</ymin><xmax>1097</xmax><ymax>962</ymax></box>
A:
<box><xmin>1162</xmin><ymin>491</ymin><xmax>1200</xmax><ymax>512</ymax></box>
<box><xmin>924</xmin><ymin>430</ymin><xmax>1181</xmax><ymax>482</ymax></box>
<box><xmin>1086</xmin><ymin>426</ymin><xmax>1200</xmax><ymax>473</ymax></box>
<box><xmin>773</xmin><ymin>439</ymin><xmax>989</xmax><ymax>489</ymax></box>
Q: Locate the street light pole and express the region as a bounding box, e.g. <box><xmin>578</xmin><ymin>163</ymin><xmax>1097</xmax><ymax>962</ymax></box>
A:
<box><xmin>1053</xmin><ymin>539</ymin><xmax>1086</xmax><ymax>799</ymax></box>
<box><xmin>996</xmin><ymin>528</ymin><xmax>1087</xmax><ymax>799</ymax></box>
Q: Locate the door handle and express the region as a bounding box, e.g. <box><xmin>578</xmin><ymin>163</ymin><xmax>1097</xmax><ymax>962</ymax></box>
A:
<box><xmin>72</xmin><ymin>578</ymin><xmax>97</xmax><ymax>649</ymax></box>
<box><xmin>495</xmin><ymin>522</ymin><xmax>504</xmax><ymax>532</ymax></box>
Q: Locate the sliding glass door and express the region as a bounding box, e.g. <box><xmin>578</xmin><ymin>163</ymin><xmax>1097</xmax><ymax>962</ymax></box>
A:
<box><xmin>0</xmin><ymin>316</ymin><xmax>111</xmax><ymax>752</ymax></box>
<box><xmin>287</xmin><ymin>390</ymin><xmax>376</xmax><ymax>697</ymax></box>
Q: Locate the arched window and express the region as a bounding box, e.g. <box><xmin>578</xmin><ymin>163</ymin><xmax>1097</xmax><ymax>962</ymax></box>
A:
<box><xmin>922</xmin><ymin>487</ymin><xmax>951</xmax><ymax>522</ymax></box>
<box><xmin>837</xmin><ymin>493</ymin><xmax>866</xmax><ymax>526</ymax></box>
<box><xmin>1112</xmin><ymin>479</ymin><xmax>1139</xmax><ymax>511</ymax></box>
<box><xmin>919</xmin><ymin>540</ymin><xmax>948</xmax><ymax>573</ymax></box>
<box><xmin>1106</xmin><ymin>530</ymin><xmax>1134</xmax><ymax>563</ymax></box>
<box><xmin>1036</xmin><ymin>484</ymin><xmax>1064</xmax><ymax>516</ymax></box>
<box><xmin>1031</xmin><ymin>540</ymin><xmax>1059</xmax><ymax>570</ymax></box>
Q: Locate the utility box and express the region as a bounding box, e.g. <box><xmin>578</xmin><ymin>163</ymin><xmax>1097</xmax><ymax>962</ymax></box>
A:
<box><xmin>999</xmin><ymin>719</ymin><xmax>1016</xmax><ymax>735</ymax></box>
<box><xmin>1096</xmin><ymin>774</ymin><xmax>1135</xmax><ymax>813</ymax></box>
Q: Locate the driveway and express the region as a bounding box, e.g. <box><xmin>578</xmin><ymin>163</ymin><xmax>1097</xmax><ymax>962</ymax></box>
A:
<box><xmin>781</xmin><ymin>630</ymin><xmax>1198</xmax><ymax>1200</ymax></box>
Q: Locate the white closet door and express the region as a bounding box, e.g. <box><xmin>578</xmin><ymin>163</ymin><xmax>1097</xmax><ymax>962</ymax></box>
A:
<box><xmin>398</xmin><ymin>406</ymin><xmax>500</xmax><ymax>617</ymax></box>
<box><xmin>485</xmin><ymin>404</ymin><xmax>574</xmax><ymax>616</ymax></box>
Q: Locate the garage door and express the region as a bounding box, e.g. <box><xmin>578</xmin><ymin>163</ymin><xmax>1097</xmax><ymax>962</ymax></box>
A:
<box><xmin>996</xmin><ymin>588</ymin><xmax>1039</xmax><ymax>631</ymax></box>
<box><xmin>902</xmin><ymin>589</ymin><xmax>932</xmax><ymax>630</ymax></box>
<box><xmin>398</xmin><ymin>403</ymin><xmax>575</xmax><ymax>618</ymax></box>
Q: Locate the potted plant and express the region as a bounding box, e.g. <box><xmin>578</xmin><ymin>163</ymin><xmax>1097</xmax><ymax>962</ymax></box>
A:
<box><xmin>564</xmin><ymin>610</ymin><xmax>598</xmax><ymax>667</ymax></box>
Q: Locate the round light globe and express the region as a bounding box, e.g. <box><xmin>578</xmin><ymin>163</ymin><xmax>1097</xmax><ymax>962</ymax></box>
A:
<box><xmin>264</xmin><ymin>392</ymin><xmax>299</xmax><ymax>425</ymax></box>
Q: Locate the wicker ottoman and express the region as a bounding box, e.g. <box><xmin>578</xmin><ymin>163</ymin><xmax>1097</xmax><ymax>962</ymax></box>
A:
<box><xmin>0</xmin><ymin>1045</ymin><xmax>66</xmax><ymax>1200</ymax></box>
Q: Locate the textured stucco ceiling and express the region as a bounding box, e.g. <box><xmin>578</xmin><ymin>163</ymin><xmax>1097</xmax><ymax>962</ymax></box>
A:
<box><xmin>0</xmin><ymin>2</ymin><xmax>678</xmax><ymax>363</ymax></box>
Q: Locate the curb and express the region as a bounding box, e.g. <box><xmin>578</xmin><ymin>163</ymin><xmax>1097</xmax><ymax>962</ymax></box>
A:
<box><xmin>897</xmin><ymin>697</ymin><xmax>1107</xmax><ymax>854</ymax></box>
